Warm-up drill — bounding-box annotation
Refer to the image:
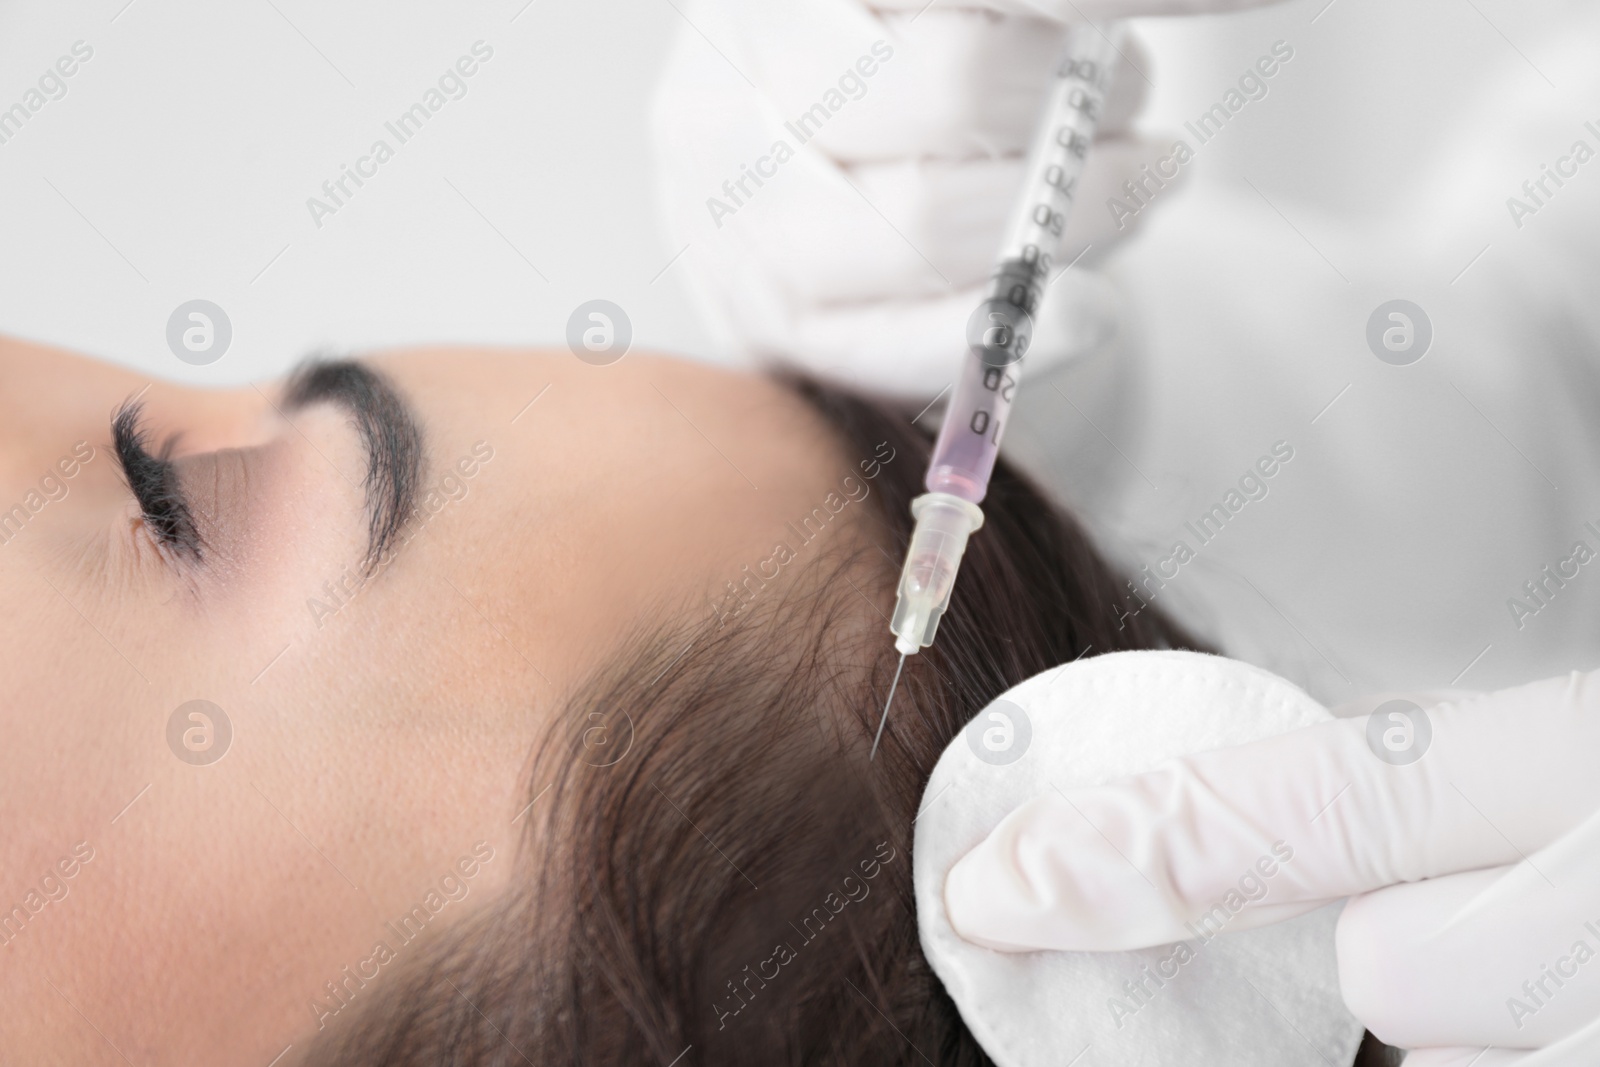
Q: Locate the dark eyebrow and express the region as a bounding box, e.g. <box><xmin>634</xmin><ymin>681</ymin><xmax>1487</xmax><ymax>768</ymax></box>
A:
<box><xmin>283</xmin><ymin>358</ymin><xmax>424</xmax><ymax>569</ymax></box>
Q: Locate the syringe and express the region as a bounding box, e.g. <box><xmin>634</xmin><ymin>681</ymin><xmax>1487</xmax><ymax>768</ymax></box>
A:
<box><xmin>871</xmin><ymin>24</ymin><xmax>1124</xmax><ymax>761</ymax></box>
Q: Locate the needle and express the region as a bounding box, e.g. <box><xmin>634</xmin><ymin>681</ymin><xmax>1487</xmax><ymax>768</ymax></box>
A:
<box><xmin>870</xmin><ymin>652</ymin><xmax>907</xmax><ymax>762</ymax></box>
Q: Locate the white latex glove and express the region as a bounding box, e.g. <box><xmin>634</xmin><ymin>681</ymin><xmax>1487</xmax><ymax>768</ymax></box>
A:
<box><xmin>649</xmin><ymin>0</ymin><xmax>1288</xmax><ymax>400</ymax></box>
<box><xmin>945</xmin><ymin>671</ymin><xmax>1600</xmax><ymax>1064</ymax></box>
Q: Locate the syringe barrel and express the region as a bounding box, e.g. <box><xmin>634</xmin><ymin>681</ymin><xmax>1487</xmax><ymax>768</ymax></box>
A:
<box><xmin>925</xmin><ymin>24</ymin><xmax>1124</xmax><ymax>504</ymax></box>
<box><xmin>890</xmin><ymin>493</ymin><xmax>985</xmax><ymax>655</ymax></box>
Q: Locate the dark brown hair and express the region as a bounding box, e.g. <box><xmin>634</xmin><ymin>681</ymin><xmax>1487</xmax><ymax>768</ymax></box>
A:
<box><xmin>303</xmin><ymin>378</ymin><xmax>1397</xmax><ymax>1066</ymax></box>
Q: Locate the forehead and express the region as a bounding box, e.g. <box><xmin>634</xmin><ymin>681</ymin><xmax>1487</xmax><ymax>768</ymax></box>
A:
<box><xmin>371</xmin><ymin>348</ymin><xmax>843</xmax><ymax>505</ymax></box>
<box><xmin>367</xmin><ymin>347</ymin><xmax>865</xmax><ymax>674</ymax></box>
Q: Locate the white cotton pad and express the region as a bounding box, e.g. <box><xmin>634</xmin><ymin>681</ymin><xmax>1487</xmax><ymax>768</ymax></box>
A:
<box><xmin>914</xmin><ymin>649</ymin><xmax>1364</xmax><ymax>1067</ymax></box>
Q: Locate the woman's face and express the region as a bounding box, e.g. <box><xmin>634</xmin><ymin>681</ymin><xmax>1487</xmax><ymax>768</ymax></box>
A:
<box><xmin>0</xmin><ymin>337</ymin><xmax>860</xmax><ymax>1063</ymax></box>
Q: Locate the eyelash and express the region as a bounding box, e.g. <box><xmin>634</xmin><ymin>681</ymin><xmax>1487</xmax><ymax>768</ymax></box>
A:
<box><xmin>112</xmin><ymin>401</ymin><xmax>203</xmax><ymax>561</ymax></box>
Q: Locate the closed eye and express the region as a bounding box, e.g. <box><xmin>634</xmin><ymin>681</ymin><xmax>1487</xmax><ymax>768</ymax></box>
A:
<box><xmin>107</xmin><ymin>359</ymin><xmax>422</xmax><ymax>572</ymax></box>
<box><xmin>111</xmin><ymin>400</ymin><xmax>203</xmax><ymax>561</ymax></box>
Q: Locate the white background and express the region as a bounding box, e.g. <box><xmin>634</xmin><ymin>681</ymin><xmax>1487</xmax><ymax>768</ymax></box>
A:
<box><xmin>0</xmin><ymin>0</ymin><xmax>1562</xmax><ymax>378</ymax></box>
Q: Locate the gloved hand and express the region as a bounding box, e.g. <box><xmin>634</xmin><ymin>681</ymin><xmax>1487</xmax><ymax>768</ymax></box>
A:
<box><xmin>944</xmin><ymin>671</ymin><xmax>1600</xmax><ymax>1065</ymax></box>
<box><xmin>650</xmin><ymin>0</ymin><xmax>1289</xmax><ymax>400</ymax></box>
